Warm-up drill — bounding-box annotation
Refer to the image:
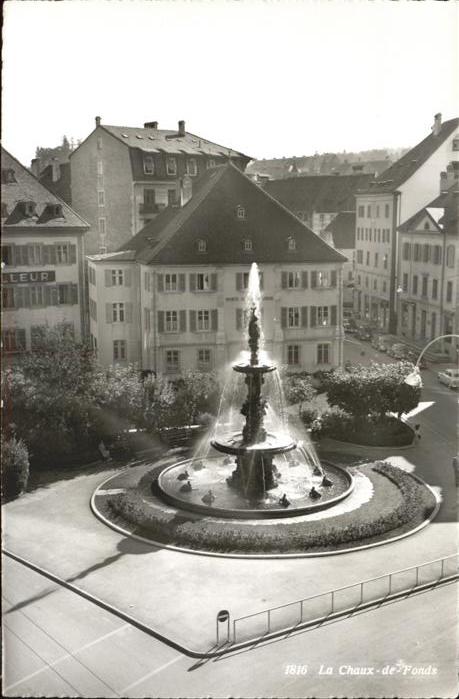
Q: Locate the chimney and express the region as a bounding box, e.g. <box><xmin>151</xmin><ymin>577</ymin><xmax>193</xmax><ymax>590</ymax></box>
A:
<box><xmin>178</xmin><ymin>120</ymin><xmax>186</xmax><ymax>137</ymax></box>
<box><xmin>30</xmin><ymin>158</ymin><xmax>41</xmax><ymax>177</ymax></box>
<box><xmin>144</xmin><ymin>121</ymin><xmax>158</xmax><ymax>129</ymax></box>
<box><xmin>95</xmin><ymin>116</ymin><xmax>101</xmax><ymax>127</ymax></box>
<box><xmin>432</xmin><ymin>113</ymin><xmax>442</xmax><ymax>136</ymax></box>
<box><xmin>180</xmin><ymin>175</ymin><xmax>193</xmax><ymax>207</ymax></box>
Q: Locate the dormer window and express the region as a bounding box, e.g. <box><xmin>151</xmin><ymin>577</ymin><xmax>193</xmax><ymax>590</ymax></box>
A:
<box><xmin>287</xmin><ymin>236</ymin><xmax>296</xmax><ymax>251</ymax></box>
<box><xmin>243</xmin><ymin>238</ymin><xmax>252</xmax><ymax>252</ymax></box>
<box><xmin>207</xmin><ymin>158</ymin><xmax>216</xmax><ymax>169</ymax></box>
<box><xmin>40</xmin><ymin>203</ymin><xmax>64</xmax><ymax>221</ymax></box>
<box><xmin>236</xmin><ymin>205</ymin><xmax>246</xmax><ymax>220</ymax></box>
<box><xmin>452</xmin><ymin>135</ymin><xmax>459</xmax><ymax>151</ymax></box>
<box><xmin>143</xmin><ymin>155</ymin><xmax>155</xmax><ymax>175</ymax></box>
<box><xmin>197</xmin><ymin>238</ymin><xmax>207</xmax><ymax>253</ymax></box>
<box><xmin>1</xmin><ymin>168</ymin><xmax>17</xmax><ymax>184</ymax></box>
<box><xmin>424</xmin><ymin>222</ymin><xmax>430</xmax><ymax>231</ymax></box>
<box><xmin>20</xmin><ymin>201</ymin><xmax>36</xmax><ymax>217</ymax></box>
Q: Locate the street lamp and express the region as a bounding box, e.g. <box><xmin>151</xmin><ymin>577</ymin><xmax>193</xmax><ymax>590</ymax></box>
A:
<box><xmin>403</xmin><ymin>334</ymin><xmax>459</xmax><ymax>389</ymax></box>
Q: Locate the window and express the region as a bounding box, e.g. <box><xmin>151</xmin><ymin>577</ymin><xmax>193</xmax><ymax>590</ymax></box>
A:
<box><xmin>197</xmin><ymin>273</ymin><xmax>210</xmax><ymax>291</ymax></box>
<box><xmin>89</xmin><ymin>298</ymin><xmax>97</xmax><ymax>321</ymax></box>
<box><xmin>112</xmin><ymin>302</ymin><xmax>125</xmax><ymax>322</ymax></box>
<box><xmin>423</xmin><ymin>244</ymin><xmax>430</xmax><ymax>263</ymax></box>
<box><xmin>366</xmin><ymin>205</ymin><xmax>371</xmax><ymax>218</ymax></box>
<box><xmin>402</xmin><ymin>273</ymin><xmax>408</xmax><ymax>292</ymax></box>
<box><xmin>413</xmin><ymin>244</ymin><xmax>421</xmax><ymax>262</ymax></box>
<box><xmin>56</xmin><ymin>244</ymin><xmax>69</xmax><ymax>264</ymax></box>
<box><xmin>165</xmin><ymin>273</ymin><xmax>178</xmax><ymax>292</ymax></box>
<box><xmin>98</xmin><ymin>191</ymin><xmax>105</xmax><ymax>206</ymax></box>
<box><xmin>424</xmin><ymin>221</ymin><xmax>430</xmax><ymax>231</ymax></box>
<box><xmin>197</xmin><ymin>310</ymin><xmax>210</xmax><ymax>331</ymax></box>
<box><xmin>373</xmin><ymin>279</ymin><xmax>377</xmax><ymax>291</ymax></box>
<box><xmin>385</xmin><ymin>204</ymin><xmax>390</xmax><ymax>218</ymax></box>
<box><xmin>366</xmin><ymin>251</ymin><xmax>370</xmax><ymax>266</ymax></box>
<box><xmin>98</xmin><ymin>218</ymin><xmax>106</xmax><ymax>235</ymax></box>
<box><xmin>413</xmin><ymin>275</ymin><xmax>418</xmax><ymax>295</ymax></box>
<box><xmin>2</xmin><ymin>328</ymin><xmax>26</xmax><ymax>353</ymax></box>
<box><xmin>287</xmin><ymin>271</ymin><xmax>301</xmax><ymax>288</ymax></box>
<box><xmin>287</xmin><ymin>345</ymin><xmax>300</xmax><ymax>365</ymax></box>
<box><xmin>376</xmin><ymin>205</ymin><xmax>380</xmax><ymax>217</ymax></box>
<box><xmin>144</xmin><ymin>189</ymin><xmax>156</xmax><ymax>207</ymax></box>
<box><xmin>30</xmin><ymin>286</ymin><xmax>44</xmax><ymax>307</ymax></box>
<box><xmin>357</xmin><ymin>250</ymin><xmax>363</xmax><ymax>264</ymax></box>
<box><xmin>166</xmin><ymin>157</ymin><xmax>177</xmax><ymax>176</ymax></box>
<box><xmin>386</xmin><ymin>229</ymin><xmax>391</xmax><ymax>244</ymax></box>
<box><xmin>357</xmin><ymin>275</ymin><xmax>361</xmax><ymax>286</ymax></box>
<box><xmin>369</xmin><ymin>230</ymin><xmax>372</xmax><ymax>242</ymax></box>
<box><xmin>287</xmin><ymin>307</ymin><xmax>300</xmax><ymax>328</ymax></box>
<box><xmin>358</xmin><ymin>205</ymin><xmax>364</xmax><ymax>218</ymax></box>
<box><xmin>186</xmin><ymin>158</ymin><xmax>197</xmax><ymax>176</ymax></box>
<box><xmin>317</xmin><ymin>271</ymin><xmax>330</xmax><ymax>287</ymax></box>
<box><xmin>197</xmin><ymin>239</ymin><xmax>207</xmax><ymax>253</ymax></box>
<box><xmin>446</xmin><ymin>245</ymin><xmax>455</xmax><ymax>268</ymax></box>
<box><xmin>433</xmin><ymin>246</ymin><xmax>442</xmax><ymax>265</ymax></box>
<box><xmin>317</xmin><ymin>306</ymin><xmax>329</xmax><ymax>326</ymax></box>
<box><xmin>97</xmin><ymin>161</ymin><xmax>103</xmax><ymax>175</ymax></box>
<box><xmin>421</xmin><ymin>276</ymin><xmax>428</xmax><ymax>297</ymax></box>
<box><xmin>165</xmin><ymin>310</ymin><xmax>178</xmax><ymax>332</ymax></box>
<box><xmin>243</xmin><ymin>238</ymin><xmax>253</xmax><ymax>252</ymax></box>
<box><xmin>453</xmin><ymin>136</ymin><xmax>459</xmax><ymax>152</ymax></box>
<box><xmin>207</xmin><ymin>159</ymin><xmax>216</xmax><ymax>169</ymax></box>
<box><xmin>143</xmin><ymin>156</ymin><xmax>155</xmax><ymax>175</ymax></box>
<box><xmin>2</xmin><ymin>168</ymin><xmax>17</xmax><ymax>184</ymax></box>
<box><xmin>402</xmin><ymin>242</ymin><xmax>410</xmax><ymax>260</ymax></box>
<box><xmin>365</xmin><ymin>276</ymin><xmax>369</xmax><ymax>288</ymax></box>
<box><xmin>197</xmin><ymin>348</ymin><xmax>211</xmax><ymax>369</ymax></box>
<box><xmin>432</xmin><ymin>279</ymin><xmax>438</xmax><ymax>300</ymax></box>
<box><xmin>317</xmin><ymin>343</ymin><xmax>330</xmax><ymax>365</ymax></box>
<box><xmin>111</xmin><ymin>269</ymin><xmax>124</xmax><ymax>285</ymax></box>
<box><xmin>168</xmin><ymin>189</ymin><xmax>178</xmax><ymax>206</ymax></box>
<box><xmin>166</xmin><ymin>349</ymin><xmax>180</xmax><ymax>372</ymax></box>
<box><xmin>374</xmin><ymin>252</ymin><xmax>379</xmax><ymax>267</ymax></box>
<box><xmin>1</xmin><ymin>245</ymin><xmax>14</xmax><ymax>266</ymax></box>
<box><xmin>287</xmin><ymin>237</ymin><xmax>296</xmax><ymax>251</ymax></box>
<box><xmin>113</xmin><ymin>340</ymin><xmax>127</xmax><ymax>361</ymax></box>
<box><xmin>382</xmin><ymin>280</ymin><xmax>387</xmax><ymax>293</ymax></box>
<box><xmin>2</xmin><ymin>286</ymin><xmax>15</xmax><ymax>309</ymax></box>
<box><xmin>236</xmin><ymin>205</ymin><xmax>246</xmax><ymax>220</ymax></box>
<box><xmin>58</xmin><ymin>284</ymin><xmax>71</xmax><ymax>305</ymax></box>
<box><xmin>446</xmin><ymin>281</ymin><xmax>453</xmax><ymax>303</ymax></box>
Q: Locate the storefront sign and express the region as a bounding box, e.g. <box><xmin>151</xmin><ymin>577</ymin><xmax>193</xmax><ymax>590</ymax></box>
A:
<box><xmin>2</xmin><ymin>270</ymin><xmax>56</xmax><ymax>284</ymax></box>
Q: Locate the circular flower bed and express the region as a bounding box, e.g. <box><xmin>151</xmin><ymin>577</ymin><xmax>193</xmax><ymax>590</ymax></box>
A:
<box><xmin>93</xmin><ymin>459</ymin><xmax>436</xmax><ymax>555</ymax></box>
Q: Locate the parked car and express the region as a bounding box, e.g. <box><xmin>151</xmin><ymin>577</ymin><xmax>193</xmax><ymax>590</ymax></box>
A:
<box><xmin>437</xmin><ymin>368</ymin><xmax>459</xmax><ymax>389</ymax></box>
<box><xmin>356</xmin><ymin>326</ymin><xmax>372</xmax><ymax>341</ymax></box>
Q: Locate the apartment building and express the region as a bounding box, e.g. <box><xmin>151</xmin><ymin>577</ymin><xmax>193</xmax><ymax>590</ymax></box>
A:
<box><xmin>323</xmin><ymin>211</ymin><xmax>356</xmax><ymax>315</ymax></box>
<box><xmin>70</xmin><ymin>117</ymin><xmax>251</xmax><ymax>254</ymax></box>
<box><xmin>354</xmin><ymin>113</ymin><xmax>459</xmax><ymax>332</ymax></box>
<box><xmin>398</xmin><ymin>179</ymin><xmax>458</xmax><ymax>360</ymax></box>
<box><xmin>87</xmin><ymin>162</ymin><xmax>346</xmax><ymax>374</ymax></box>
<box><xmin>1</xmin><ymin>148</ymin><xmax>89</xmax><ymax>354</ymax></box>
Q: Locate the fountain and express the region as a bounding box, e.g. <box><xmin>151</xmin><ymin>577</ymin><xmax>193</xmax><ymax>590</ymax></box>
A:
<box><xmin>156</xmin><ymin>263</ymin><xmax>354</xmax><ymax>519</ymax></box>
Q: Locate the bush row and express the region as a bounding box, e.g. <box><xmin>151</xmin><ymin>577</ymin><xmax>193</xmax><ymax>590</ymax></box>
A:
<box><xmin>309</xmin><ymin>409</ymin><xmax>414</xmax><ymax>447</ymax></box>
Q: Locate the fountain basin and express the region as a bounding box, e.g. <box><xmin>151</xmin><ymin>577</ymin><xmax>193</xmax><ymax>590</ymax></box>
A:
<box><xmin>156</xmin><ymin>456</ymin><xmax>354</xmax><ymax>519</ymax></box>
<box><xmin>211</xmin><ymin>432</ymin><xmax>296</xmax><ymax>455</ymax></box>
<box><xmin>233</xmin><ymin>363</ymin><xmax>276</xmax><ymax>374</ymax></box>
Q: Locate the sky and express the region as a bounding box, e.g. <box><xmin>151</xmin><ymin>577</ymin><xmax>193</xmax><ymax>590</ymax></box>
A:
<box><xmin>2</xmin><ymin>0</ymin><xmax>458</xmax><ymax>166</ymax></box>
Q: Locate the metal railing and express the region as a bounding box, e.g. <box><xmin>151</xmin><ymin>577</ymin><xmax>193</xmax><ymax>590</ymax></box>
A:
<box><xmin>230</xmin><ymin>553</ymin><xmax>458</xmax><ymax>645</ymax></box>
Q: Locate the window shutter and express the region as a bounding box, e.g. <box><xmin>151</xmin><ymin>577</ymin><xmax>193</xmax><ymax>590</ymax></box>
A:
<box><xmin>70</xmin><ymin>245</ymin><xmax>77</xmax><ymax>264</ymax></box>
<box><xmin>302</xmin><ymin>271</ymin><xmax>308</xmax><ymax>289</ymax></box>
<box><xmin>301</xmin><ymin>306</ymin><xmax>308</xmax><ymax>327</ymax></box>
<box><xmin>105</xmin><ymin>270</ymin><xmax>112</xmax><ymax>287</ymax></box>
<box><xmin>126</xmin><ymin>303</ymin><xmax>133</xmax><ymax>323</ymax></box>
<box><xmin>157</xmin><ymin>274</ymin><xmax>164</xmax><ymax>292</ymax></box>
<box><xmin>179</xmin><ymin>309</ymin><xmax>187</xmax><ymax>332</ymax></box>
<box><xmin>106</xmin><ymin>303</ymin><xmax>112</xmax><ymax>323</ymax></box>
<box><xmin>310</xmin><ymin>306</ymin><xmax>317</xmax><ymax>327</ymax></box>
<box><xmin>210</xmin><ymin>273</ymin><xmax>217</xmax><ymax>291</ymax></box>
<box><xmin>331</xmin><ymin>270</ymin><xmax>337</xmax><ymax>287</ymax></box>
<box><xmin>157</xmin><ymin>310</ymin><xmax>164</xmax><ymax>333</ymax></box>
<box><xmin>179</xmin><ymin>274</ymin><xmax>186</xmax><ymax>292</ymax></box>
<box><xmin>211</xmin><ymin>309</ymin><xmax>218</xmax><ymax>331</ymax></box>
<box><xmin>236</xmin><ymin>308</ymin><xmax>243</xmax><ymax>330</ymax></box>
<box><xmin>190</xmin><ymin>274</ymin><xmax>196</xmax><ymax>291</ymax></box>
<box><xmin>281</xmin><ymin>272</ymin><xmax>287</xmax><ymax>289</ymax></box>
<box><xmin>236</xmin><ymin>273</ymin><xmax>243</xmax><ymax>291</ymax></box>
<box><xmin>331</xmin><ymin>305</ymin><xmax>337</xmax><ymax>326</ymax></box>
<box><xmin>190</xmin><ymin>310</ymin><xmax>196</xmax><ymax>332</ymax></box>
<box><xmin>281</xmin><ymin>307</ymin><xmax>287</xmax><ymax>328</ymax></box>
<box><xmin>71</xmin><ymin>284</ymin><xmax>78</xmax><ymax>304</ymax></box>
<box><xmin>311</xmin><ymin>271</ymin><xmax>317</xmax><ymax>288</ymax></box>
<box><xmin>124</xmin><ymin>269</ymin><xmax>132</xmax><ymax>287</ymax></box>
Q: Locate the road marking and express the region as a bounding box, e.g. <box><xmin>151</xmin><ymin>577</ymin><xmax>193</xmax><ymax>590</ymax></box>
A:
<box><xmin>120</xmin><ymin>654</ymin><xmax>183</xmax><ymax>694</ymax></box>
<box><xmin>400</xmin><ymin>401</ymin><xmax>435</xmax><ymax>419</ymax></box>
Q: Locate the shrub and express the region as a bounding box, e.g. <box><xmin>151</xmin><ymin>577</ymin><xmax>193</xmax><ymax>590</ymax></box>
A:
<box><xmin>316</xmin><ymin>410</ymin><xmax>413</xmax><ymax>447</ymax></box>
<box><xmin>300</xmin><ymin>407</ymin><xmax>319</xmax><ymax>428</ymax></box>
<box><xmin>1</xmin><ymin>436</ymin><xmax>29</xmax><ymax>499</ymax></box>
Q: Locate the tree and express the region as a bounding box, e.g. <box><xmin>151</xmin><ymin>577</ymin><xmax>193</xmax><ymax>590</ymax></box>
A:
<box><xmin>283</xmin><ymin>375</ymin><xmax>316</xmax><ymax>416</ymax></box>
<box><xmin>322</xmin><ymin>361</ymin><xmax>420</xmax><ymax>422</ymax></box>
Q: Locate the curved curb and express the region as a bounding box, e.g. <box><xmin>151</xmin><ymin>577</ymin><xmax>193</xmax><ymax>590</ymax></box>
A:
<box><xmin>90</xmin><ymin>466</ymin><xmax>441</xmax><ymax>560</ymax></box>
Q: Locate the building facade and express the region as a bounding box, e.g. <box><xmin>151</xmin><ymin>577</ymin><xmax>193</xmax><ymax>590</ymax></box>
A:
<box><xmin>70</xmin><ymin>117</ymin><xmax>251</xmax><ymax>255</ymax></box>
<box><xmin>354</xmin><ymin>113</ymin><xmax>459</xmax><ymax>332</ymax></box>
<box><xmin>1</xmin><ymin>148</ymin><xmax>89</xmax><ymax>355</ymax></box>
<box><xmin>88</xmin><ymin>163</ymin><xmax>346</xmax><ymax>374</ymax></box>
<box><xmin>397</xmin><ymin>185</ymin><xmax>459</xmax><ymax>359</ymax></box>
<box><xmin>323</xmin><ymin>211</ymin><xmax>356</xmax><ymax>316</ymax></box>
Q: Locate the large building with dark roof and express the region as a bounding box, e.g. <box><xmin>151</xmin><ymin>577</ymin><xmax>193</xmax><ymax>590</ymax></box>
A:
<box><xmin>354</xmin><ymin>113</ymin><xmax>459</xmax><ymax>332</ymax></box>
<box><xmin>263</xmin><ymin>173</ymin><xmax>375</xmax><ymax>236</ymax></box>
<box><xmin>87</xmin><ymin>163</ymin><xmax>346</xmax><ymax>373</ymax></box>
<box><xmin>70</xmin><ymin>117</ymin><xmax>252</xmax><ymax>254</ymax></box>
<box><xmin>1</xmin><ymin>147</ymin><xmax>89</xmax><ymax>354</ymax></box>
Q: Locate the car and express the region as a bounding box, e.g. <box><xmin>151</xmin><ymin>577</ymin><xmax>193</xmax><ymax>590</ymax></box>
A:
<box><xmin>356</xmin><ymin>327</ymin><xmax>372</xmax><ymax>341</ymax></box>
<box><xmin>437</xmin><ymin>368</ymin><xmax>459</xmax><ymax>389</ymax></box>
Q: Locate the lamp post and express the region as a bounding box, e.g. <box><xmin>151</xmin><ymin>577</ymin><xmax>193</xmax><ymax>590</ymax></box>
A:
<box><xmin>404</xmin><ymin>334</ymin><xmax>459</xmax><ymax>388</ymax></box>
